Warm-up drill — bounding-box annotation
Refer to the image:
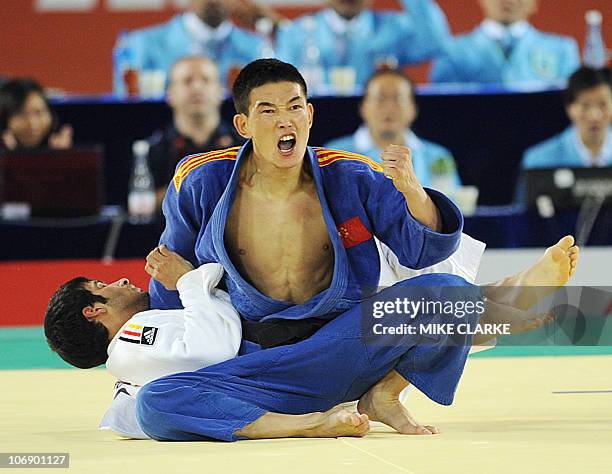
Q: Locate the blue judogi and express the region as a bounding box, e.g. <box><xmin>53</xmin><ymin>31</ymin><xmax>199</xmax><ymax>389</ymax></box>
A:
<box><xmin>430</xmin><ymin>21</ymin><xmax>580</xmax><ymax>85</ymax></box>
<box><xmin>325</xmin><ymin>126</ymin><xmax>462</xmax><ymax>190</ymax></box>
<box><xmin>275</xmin><ymin>0</ymin><xmax>450</xmax><ymax>90</ymax></box>
<box><xmin>522</xmin><ymin>126</ymin><xmax>612</xmax><ymax>169</ymax></box>
<box><xmin>151</xmin><ymin>142</ymin><xmax>463</xmax><ymax>322</ymax></box>
<box><xmin>140</xmin><ymin>143</ymin><xmax>473</xmax><ymax>442</ymax></box>
<box><xmin>113</xmin><ymin>14</ymin><xmax>264</xmax><ymax>94</ymax></box>
<box><xmin>137</xmin><ymin>273</ymin><xmax>481</xmax><ymax>441</ymax></box>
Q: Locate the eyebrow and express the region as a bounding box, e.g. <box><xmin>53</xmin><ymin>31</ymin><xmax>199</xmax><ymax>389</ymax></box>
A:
<box><xmin>254</xmin><ymin>96</ymin><xmax>303</xmax><ymax>108</ymax></box>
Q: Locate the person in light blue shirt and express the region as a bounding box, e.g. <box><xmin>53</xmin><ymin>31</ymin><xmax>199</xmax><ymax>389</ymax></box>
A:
<box><xmin>113</xmin><ymin>0</ymin><xmax>265</xmax><ymax>94</ymax></box>
<box><xmin>430</xmin><ymin>0</ymin><xmax>580</xmax><ymax>85</ymax></box>
<box><xmin>326</xmin><ymin>69</ymin><xmax>461</xmax><ymax>193</ymax></box>
<box><xmin>522</xmin><ymin>66</ymin><xmax>612</xmax><ymax>170</ymax></box>
<box><xmin>275</xmin><ymin>0</ymin><xmax>450</xmax><ymax>94</ymax></box>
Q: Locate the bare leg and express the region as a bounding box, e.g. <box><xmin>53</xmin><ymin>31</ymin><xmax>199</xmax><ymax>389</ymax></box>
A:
<box><xmin>235</xmin><ymin>406</ymin><xmax>370</xmax><ymax>440</ymax></box>
<box><xmin>484</xmin><ymin>235</ymin><xmax>579</xmax><ymax>310</ymax></box>
<box><xmin>357</xmin><ymin>370</ymin><xmax>439</xmax><ymax>435</ymax></box>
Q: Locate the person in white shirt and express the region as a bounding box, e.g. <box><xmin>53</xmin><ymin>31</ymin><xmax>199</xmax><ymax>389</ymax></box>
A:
<box><xmin>44</xmin><ymin>235</ymin><xmax>578</xmax><ymax>440</ymax></box>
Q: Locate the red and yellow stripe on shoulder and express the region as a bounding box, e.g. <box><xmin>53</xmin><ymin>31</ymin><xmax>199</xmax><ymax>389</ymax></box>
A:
<box><xmin>173</xmin><ymin>147</ymin><xmax>240</xmax><ymax>191</ymax></box>
<box><xmin>315</xmin><ymin>148</ymin><xmax>383</xmax><ymax>173</ymax></box>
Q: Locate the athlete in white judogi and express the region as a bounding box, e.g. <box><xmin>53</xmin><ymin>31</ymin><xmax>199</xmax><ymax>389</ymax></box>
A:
<box><xmin>44</xmin><ymin>235</ymin><xmax>577</xmax><ymax>440</ymax></box>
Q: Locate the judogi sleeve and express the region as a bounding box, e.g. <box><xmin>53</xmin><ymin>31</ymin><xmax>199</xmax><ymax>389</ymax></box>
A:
<box><xmin>171</xmin><ymin>264</ymin><xmax>242</xmax><ymax>366</ymax></box>
<box><xmin>366</xmin><ymin>172</ymin><xmax>463</xmax><ymax>270</ymax></box>
<box><xmin>150</xmin><ymin>174</ymin><xmax>204</xmax><ymax>309</ymax></box>
<box><xmin>377</xmin><ymin>234</ymin><xmax>486</xmax><ymax>286</ymax></box>
<box><xmin>109</xmin><ymin>265</ymin><xmax>241</xmax><ymax>385</ymax></box>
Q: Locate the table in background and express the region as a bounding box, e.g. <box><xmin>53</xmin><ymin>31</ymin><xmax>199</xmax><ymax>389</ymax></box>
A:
<box><xmin>51</xmin><ymin>84</ymin><xmax>569</xmax><ymax>207</ymax></box>
<box><xmin>3</xmin><ymin>208</ymin><xmax>611</xmax><ymax>261</ymax></box>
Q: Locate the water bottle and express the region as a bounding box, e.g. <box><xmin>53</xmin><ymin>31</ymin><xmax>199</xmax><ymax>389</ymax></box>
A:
<box><xmin>113</xmin><ymin>30</ymin><xmax>139</xmax><ymax>97</ymax></box>
<box><xmin>128</xmin><ymin>140</ymin><xmax>156</xmax><ymax>223</ymax></box>
<box><xmin>583</xmin><ymin>10</ymin><xmax>608</xmax><ymax>68</ymax></box>
<box><xmin>300</xmin><ymin>16</ymin><xmax>325</xmax><ymax>95</ymax></box>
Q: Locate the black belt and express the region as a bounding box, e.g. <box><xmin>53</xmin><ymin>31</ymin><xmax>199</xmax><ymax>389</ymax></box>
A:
<box><xmin>241</xmin><ymin>317</ymin><xmax>329</xmax><ymax>349</ymax></box>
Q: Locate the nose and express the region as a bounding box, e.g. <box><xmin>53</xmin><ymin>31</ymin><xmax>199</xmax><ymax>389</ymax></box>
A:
<box><xmin>586</xmin><ymin>107</ymin><xmax>603</xmax><ymax>120</ymax></box>
<box><xmin>113</xmin><ymin>278</ymin><xmax>130</xmax><ymax>287</ymax></box>
<box><xmin>277</xmin><ymin>112</ymin><xmax>294</xmax><ymax>129</ymax></box>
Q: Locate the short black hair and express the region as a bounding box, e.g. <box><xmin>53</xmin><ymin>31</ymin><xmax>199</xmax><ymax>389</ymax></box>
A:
<box><xmin>44</xmin><ymin>277</ymin><xmax>110</xmax><ymax>369</ymax></box>
<box><xmin>232</xmin><ymin>59</ymin><xmax>308</xmax><ymax>116</ymax></box>
<box><xmin>363</xmin><ymin>68</ymin><xmax>416</xmax><ymax>103</ymax></box>
<box><xmin>0</xmin><ymin>78</ymin><xmax>49</xmax><ymax>131</ymax></box>
<box><xmin>564</xmin><ymin>66</ymin><xmax>611</xmax><ymax>106</ymax></box>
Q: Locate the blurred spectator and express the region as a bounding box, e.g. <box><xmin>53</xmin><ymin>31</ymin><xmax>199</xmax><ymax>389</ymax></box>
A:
<box><xmin>231</xmin><ymin>0</ymin><xmax>285</xmax><ymax>31</ymax></box>
<box><xmin>147</xmin><ymin>56</ymin><xmax>243</xmax><ymax>207</ymax></box>
<box><xmin>275</xmin><ymin>0</ymin><xmax>450</xmax><ymax>93</ymax></box>
<box><xmin>325</xmin><ymin>69</ymin><xmax>461</xmax><ymax>191</ymax></box>
<box><xmin>113</xmin><ymin>0</ymin><xmax>265</xmax><ymax>94</ymax></box>
<box><xmin>430</xmin><ymin>0</ymin><xmax>580</xmax><ymax>85</ymax></box>
<box><xmin>522</xmin><ymin>66</ymin><xmax>611</xmax><ymax>169</ymax></box>
<box><xmin>0</xmin><ymin>79</ymin><xmax>72</xmax><ymax>152</ymax></box>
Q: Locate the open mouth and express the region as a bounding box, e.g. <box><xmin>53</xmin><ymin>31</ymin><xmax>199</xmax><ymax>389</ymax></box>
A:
<box><xmin>277</xmin><ymin>133</ymin><xmax>297</xmax><ymax>155</ymax></box>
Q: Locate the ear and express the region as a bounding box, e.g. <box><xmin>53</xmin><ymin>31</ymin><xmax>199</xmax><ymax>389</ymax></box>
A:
<box><xmin>233</xmin><ymin>113</ymin><xmax>251</xmax><ymax>139</ymax></box>
<box><xmin>82</xmin><ymin>304</ymin><xmax>107</xmax><ymax>320</ymax></box>
<box><xmin>307</xmin><ymin>103</ymin><xmax>314</xmax><ymax>130</ymax></box>
<box><xmin>166</xmin><ymin>84</ymin><xmax>175</xmax><ymax>108</ymax></box>
<box><xmin>412</xmin><ymin>101</ymin><xmax>419</xmax><ymax>121</ymax></box>
<box><xmin>359</xmin><ymin>99</ymin><xmax>366</xmax><ymax>121</ymax></box>
<box><xmin>566</xmin><ymin>103</ymin><xmax>577</xmax><ymax>122</ymax></box>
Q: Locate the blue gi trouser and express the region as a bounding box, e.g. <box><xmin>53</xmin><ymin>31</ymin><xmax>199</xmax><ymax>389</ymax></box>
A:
<box><xmin>136</xmin><ymin>274</ymin><xmax>480</xmax><ymax>441</ymax></box>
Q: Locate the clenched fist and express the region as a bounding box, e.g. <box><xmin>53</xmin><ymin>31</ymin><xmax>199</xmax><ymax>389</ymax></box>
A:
<box><xmin>145</xmin><ymin>245</ymin><xmax>194</xmax><ymax>290</ymax></box>
<box><xmin>380</xmin><ymin>144</ymin><xmax>422</xmax><ymax>194</ymax></box>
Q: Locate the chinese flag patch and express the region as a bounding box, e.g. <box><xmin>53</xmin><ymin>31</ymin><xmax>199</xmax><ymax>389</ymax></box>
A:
<box><xmin>337</xmin><ymin>216</ymin><xmax>372</xmax><ymax>249</ymax></box>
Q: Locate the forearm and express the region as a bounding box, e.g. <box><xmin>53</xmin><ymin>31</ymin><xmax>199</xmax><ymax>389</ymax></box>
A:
<box><xmin>402</xmin><ymin>186</ymin><xmax>442</xmax><ymax>232</ymax></box>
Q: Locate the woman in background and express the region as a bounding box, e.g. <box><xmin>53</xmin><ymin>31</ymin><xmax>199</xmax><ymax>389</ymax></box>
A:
<box><xmin>0</xmin><ymin>78</ymin><xmax>72</xmax><ymax>152</ymax></box>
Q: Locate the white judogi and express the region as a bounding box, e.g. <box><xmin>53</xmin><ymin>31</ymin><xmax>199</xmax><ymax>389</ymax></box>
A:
<box><xmin>100</xmin><ymin>234</ymin><xmax>486</xmax><ymax>439</ymax></box>
<box><xmin>99</xmin><ymin>263</ymin><xmax>241</xmax><ymax>439</ymax></box>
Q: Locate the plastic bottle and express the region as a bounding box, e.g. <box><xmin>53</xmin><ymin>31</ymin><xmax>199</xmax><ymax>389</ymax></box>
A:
<box><xmin>583</xmin><ymin>10</ymin><xmax>608</xmax><ymax>68</ymax></box>
<box><xmin>127</xmin><ymin>140</ymin><xmax>156</xmax><ymax>223</ymax></box>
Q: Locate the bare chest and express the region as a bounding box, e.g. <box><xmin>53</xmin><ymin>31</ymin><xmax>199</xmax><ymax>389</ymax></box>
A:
<box><xmin>225</xmin><ymin>187</ymin><xmax>334</xmax><ymax>303</ymax></box>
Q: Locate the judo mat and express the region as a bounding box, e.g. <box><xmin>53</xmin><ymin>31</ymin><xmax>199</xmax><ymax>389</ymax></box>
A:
<box><xmin>1</xmin><ymin>346</ymin><xmax>611</xmax><ymax>474</ymax></box>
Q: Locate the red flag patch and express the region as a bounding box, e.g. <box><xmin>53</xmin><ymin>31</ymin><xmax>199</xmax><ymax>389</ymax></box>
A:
<box><xmin>337</xmin><ymin>216</ymin><xmax>372</xmax><ymax>249</ymax></box>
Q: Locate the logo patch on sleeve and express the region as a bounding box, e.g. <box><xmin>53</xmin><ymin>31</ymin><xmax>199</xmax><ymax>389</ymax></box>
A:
<box><xmin>118</xmin><ymin>324</ymin><xmax>157</xmax><ymax>346</ymax></box>
<box><xmin>140</xmin><ymin>327</ymin><xmax>158</xmax><ymax>346</ymax></box>
<box><xmin>337</xmin><ymin>216</ymin><xmax>372</xmax><ymax>249</ymax></box>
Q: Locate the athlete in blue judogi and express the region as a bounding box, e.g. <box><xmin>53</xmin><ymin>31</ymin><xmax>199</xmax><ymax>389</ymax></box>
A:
<box><xmin>140</xmin><ymin>59</ymin><xmax>480</xmax><ymax>441</ymax></box>
<box><xmin>112</xmin><ymin>1</ymin><xmax>264</xmax><ymax>94</ymax></box>
<box><xmin>430</xmin><ymin>1</ymin><xmax>579</xmax><ymax>85</ymax></box>
<box><xmin>275</xmin><ymin>0</ymin><xmax>450</xmax><ymax>92</ymax></box>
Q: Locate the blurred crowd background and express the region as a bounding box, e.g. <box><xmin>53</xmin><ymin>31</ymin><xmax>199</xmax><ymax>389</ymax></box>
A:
<box><xmin>0</xmin><ymin>0</ymin><xmax>611</xmax><ymax>262</ymax></box>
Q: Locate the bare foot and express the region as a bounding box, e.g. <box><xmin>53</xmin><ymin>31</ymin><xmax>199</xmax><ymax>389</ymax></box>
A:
<box><xmin>357</xmin><ymin>377</ymin><xmax>439</xmax><ymax>435</ymax></box>
<box><xmin>518</xmin><ymin>235</ymin><xmax>579</xmax><ymax>287</ymax></box>
<box><xmin>483</xmin><ymin>299</ymin><xmax>554</xmax><ymax>334</ymax></box>
<box><xmin>487</xmin><ymin>235</ymin><xmax>579</xmax><ymax>310</ymax></box>
<box><xmin>305</xmin><ymin>407</ymin><xmax>370</xmax><ymax>438</ymax></box>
